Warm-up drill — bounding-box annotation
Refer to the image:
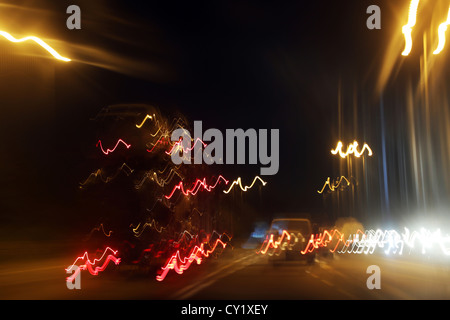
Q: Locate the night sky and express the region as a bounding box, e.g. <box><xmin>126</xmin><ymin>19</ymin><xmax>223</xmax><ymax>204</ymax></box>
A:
<box><xmin>1</xmin><ymin>0</ymin><xmax>449</xmax><ymax>242</ymax></box>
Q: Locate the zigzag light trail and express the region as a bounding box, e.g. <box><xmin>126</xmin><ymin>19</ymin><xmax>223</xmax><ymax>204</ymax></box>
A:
<box><xmin>317</xmin><ymin>176</ymin><xmax>350</xmax><ymax>194</ymax></box>
<box><xmin>0</xmin><ymin>30</ymin><xmax>71</xmax><ymax>61</ymax></box>
<box><xmin>223</xmin><ymin>176</ymin><xmax>267</xmax><ymax>194</ymax></box>
<box><xmin>259</xmin><ymin>228</ymin><xmax>450</xmax><ymax>257</ymax></box>
<box><xmin>96</xmin><ymin>139</ymin><xmax>131</xmax><ymax>155</ymax></box>
<box><xmin>135</xmin><ymin>114</ymin><xmax>153</xmax><ymax>128</ymax></box>
<box><xmin>331</xmin><ymin>141</ymin><xmax>373</xmax><ymax>158</ymax></box>
<box><xmin>66</xmin><ymin>247</ymin><xmax>119</xmax><ymax>270</ymax></box>
<box><xmin>131</xmin><ymin>219</ymin><xmax>166</xmax><ymax>237</ymax></box>
<box><xmin>66</xmin><ymin>254</ymin><xmax>121</xmax><ymax>283</ymax></box>
<box><xmin>401</xmin><ymin>0</ymin><xmax>420</xmax><ymax>56</ymax></box>
<box><xmin>80</xmin><ymin>163</ymin><xmax>134</xmax><ymax>186</ymax></box>
<box><xmin>433</xmin><ymin>6</ymin><xmax>450</xmax><ymax>54</ymax></box>
<box><xmin>135</xmin><ymin>168</ymin><xmax>184</xmax><ymax>189</ymax></box>
<box><xmin>65</xmin><ymin>247</ymin><xmax>121</xmax><ymax>283</ymax></box>
<box><xmin>146</xmin><ymin>135</ymin><xmax>170</xmax><ymax>153</ymax></box>
<box><xmin>156</xmin><ymin>238</ymin><xmax>228</xmax><ymax>281</ymax></box>
<box><xmin>83</xmin><ymin>223</ymin><xmax>113</xmax><ymax>241</ymax></box>
<box><xmin>172</xmin><ymin>230</ymin><xmax>232</xmax><ymax>246</ymax></box>
<box><xmin>147</xmin><ymin>135</ymin><xmax>213</xmax><ymax>163</ymax></box>
<box><xmin>165</xmin><ymin>137</ymin><xmax>208</xmax><ymax>155</ymax></box>
<box><xmin>164</xmin><ymin>175</ymin><xmax>229</xmax><ymax>199</ymax></box>
<box><xmin>256</xmin><ymin>230</ymin><xmax>291</xmax><ymax>255</ymax></box>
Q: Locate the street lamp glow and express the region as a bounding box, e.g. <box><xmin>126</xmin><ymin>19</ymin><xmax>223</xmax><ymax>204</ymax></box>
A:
<box><xmin>0</xmin><ymin>30</ymin><xmax>71</xmax><ymax>61</ymax></box>
<box><xmin>331</xmin><ymin>141</ymin><xmax>373</xmax><ymax>158</ymax></box>
<box><xmin>401</xmin><ymin>0</ymin><xmax>420</xmax><ymax>56</ymax></box>
<box><xmin>433</xmin><ymin>7</ymin><xmax>450</xmax><ymax>55</ymax></box>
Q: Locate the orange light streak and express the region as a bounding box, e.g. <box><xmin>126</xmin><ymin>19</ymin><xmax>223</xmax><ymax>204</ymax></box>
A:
<box><xmin>256</xmin><ymin>230</ymin><xmax>291</xmax><ymax>255</ymax></box>
<box><xmin>0</xmin><ymin>30</ymin><xmax>71</xmax><ymax>61</ymax></box>
<box><xmin>401</xmin><ymin>0</ymin><xmax>420</xmax><ymax>56</ymax></box>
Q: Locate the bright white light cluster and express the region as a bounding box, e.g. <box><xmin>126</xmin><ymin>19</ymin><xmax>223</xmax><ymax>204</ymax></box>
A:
<box><xmin>338</xmin><ymin>228</ymin><xmax>450</xmax><ymax>256</ymax></box>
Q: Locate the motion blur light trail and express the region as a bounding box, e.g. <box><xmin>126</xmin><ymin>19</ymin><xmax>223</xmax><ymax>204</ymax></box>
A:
<box><xmin>65</xmin><ymin>247</ymin><xmax>121</xmax><ymax>283</ymax></box>
<box><xmin>67</xmin><ymin>247</ymin><xmax>119</xmax><ymax>270</ymax></box>
<box><xmin>79</xmin><ymin>163</ymin><xmax>134</xmax><ymax>186</ymax></box>
<box><xmin>433</xmin><ymin>6</ymin><xmax>450</xmax><ymax>55</ymax></box>
<box><xmin>165</xmin><ymin>137</ymin><xmax>208</xmax><ymax>155</ymax></box>
<box><xmin>156</xmin><ymin>238</ymin><xmax>228</xmax><ymax>282</ymax></box>
<box><xmin>76</xmin><ymin>107</ymin><xmax>266</xmax><ymax>287</ymax></box>
<box><xmin>83</xmin><ymin>223</ymin><xmax>113</xmax><ymax>241</ymax></box>
<box><xmin>171</xmin><ymin>230</ymin><xmax>232</xmax><ymax>246</ymax></box>
<box><xmin>331</xmin><ymin>141</ymin><xmax>373</xmax><ymax>158</ymax></box>
<box><xmin>258</xmin><ymin>228</ymin><xmax>450</xmax><ymax>257</ymax></box>
<box><xmin>301</xmin><ymin>229</ymin><xmax>346</xmax><ymax>254</ymax></box>
<box><xmin>317</xmin><ymin>176</ymin><xmax>351</xmax><ymax>194</ymax></box>
<box><xmin>164</xmin><ymin>174</ymin><xmax>266</xmax><ymax>199</ymax></box>
<box><xmin>96</xmin><ymin>139</ymin><xmax>131</xmax><ymax>155</ymax></box>
<box><xmin>0</xmin><ymin>30</ymin><xmax>71</xmax><ymax>61</ymax></box>
<box><xmin>337</xmin><ymin>228</ymin><xmax>450</xmax><ymax>255</ymax></box>
<box><xmin>164</xmin><ymin>175</ymin><xmax>229</xmax><ymax>199</ymax></box>
<box><xmin>223</xmin><ymin>176</ymin><xmax>267</xmax><ymax>194</ymax></box>
<box><xmin>135</xmin><ymin>114</ymin><xmax>153</xmax><ymax>128</ymax></box>
<box><xmin>256</xmin><ymin>230</ymin><xmax>291</xmax><ymax>255</ymax></box>
<box><xmin>146</xmin><ymin>135</ymin><xmax>170</xmax><ymax>153</ymax></box>
<box><xmin>134</xmin><ymin>167</ymin><xmax>184</xmax><ymax>189</ymax></box>
<box><xmin>66</xmin><ymin>254</ymin><xmax>121</xmax><ymax>283</ymax></box>
<box><xmin>401</xmin><ymin>0</ymin><xmax>420</xmax><ymax>56</ymax></box>
<box><xmin>131</xmin><ymin>219</ymin><xmax>166</xmax><ymax>236</ymax></box>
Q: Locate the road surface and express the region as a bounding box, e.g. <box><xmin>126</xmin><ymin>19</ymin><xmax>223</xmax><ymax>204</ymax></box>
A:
<box><xmin>1</xmin><ymin>239</ymin><xmax>450</xmax><ymax>300</ymax></box>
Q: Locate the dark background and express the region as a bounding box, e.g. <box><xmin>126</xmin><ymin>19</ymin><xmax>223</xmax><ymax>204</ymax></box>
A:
<box><xmin>1</xmin><ymin>0</ymin><xmax>448</xmax><ymax>242</ymax></box>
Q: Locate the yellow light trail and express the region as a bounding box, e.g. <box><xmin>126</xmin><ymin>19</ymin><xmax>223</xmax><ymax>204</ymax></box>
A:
<box><xmin>331</xmin><ymin>141</ymin><xmax>373</xmax><ymax>158</ymax></box>
<box><xmin>131</xmin><ymin>219</ymin><xmax>166</xmax><ymax>236</ymax></box>
<box><xmin>433</xmin><ymin>7</ymin><xmax>450</xmax><ymax>54</ymax></box>
<box><xmin>134</xmin><ymin>167</ymin><xmax>184</xmax><ymax>189</ymax></box>
<box><xmin>0</xmin><ymin>30</ymin><xmax>71</xmax><ymax>61</ymax></box>
<box><xmin>223</xmin><ymin>176</ymin><xmax>267</xmax><ymax>194</ymax></box>
<box><xmin>79</xmin><ymin>163</ymin><xmax>134</xmax><ymax>186</ymax></box>
<box><xmin>136</xmin><ymin>114</ymin><xmax>153</xmax><ymax>128</ymax></box>
<box><xmin>83</xmin><ymin>223</ymin><xmax>113</xmax><ymax>241</ymax></box>
<box><xmin>401</xmin><ymin>0</ymin><xmax>420</xmax><ymax>56</ymax></box>
<box><xmin>317</xmin><ymin>176</ymin><xmax>351</xmax><ymax>194</ymax></box>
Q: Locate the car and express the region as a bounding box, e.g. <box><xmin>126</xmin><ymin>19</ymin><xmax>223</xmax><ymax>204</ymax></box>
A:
<box><xmin>266</xmin><ymin>218</ymin><xmax>316</xmax><ymax>264</ymax></box>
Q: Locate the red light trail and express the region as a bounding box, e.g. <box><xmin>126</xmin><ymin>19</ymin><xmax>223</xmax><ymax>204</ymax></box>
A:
<box><xmin>67</xmin><ymin>247</ymin><xmax>118</xmax><ymax>268</ymax></box>
<box><xmin>96</xmin><ymin>139</ymin><xmax>131</xmax><ymax>155</ymax></box>
<box><xmin>156</xmin><ymin>238</ymin><xmax>228</xmax><ymax>281</ymax></box>
<box><xmin>146</xmin><ymin>135</ymin><xmax>170</xmax><ymax>153</ymax></box>
<box><xmin>65</xmin><ymin>247</ymin><xmax>121</xmax><ymax>283</ymax></box>
<box><xmin>300</xmin><ymin>229</ymin><xmax>347</xmax><ymax>254</ymax></box>
<box><xmin>256</xmin><ymin>230</ymin><xmax>291</xmax><ymax>255</ymax></box>
<box><xmin>258</xmin><ymin>227</ymin><xmax>450</xmax><ymax>256</ymax></box>
<box><xmin>165</xmin><ymin>137</ymin><xmax>208</xmax><ymax>155</ymax></box>
<box><xmin>256</xmin><ymin>229</ymin><xmax>361</xmax><ymax>256</ymax></box>
<box><xmin>164</xmin><ymin>175</ymin><xmax>229</xmax><ymax>199</ymax></box>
